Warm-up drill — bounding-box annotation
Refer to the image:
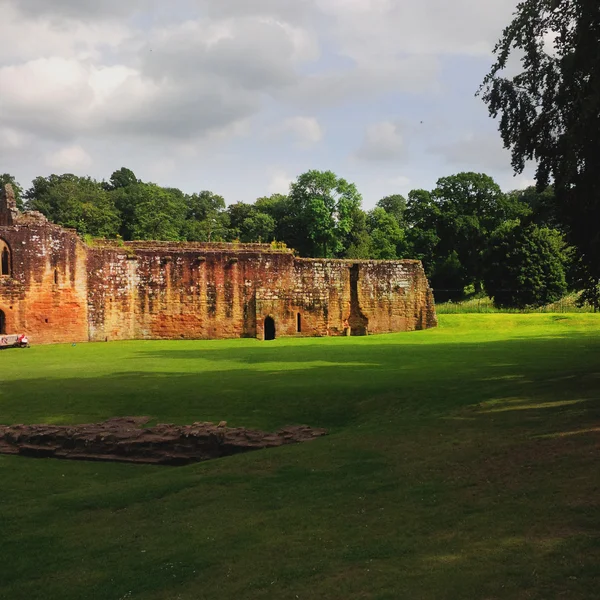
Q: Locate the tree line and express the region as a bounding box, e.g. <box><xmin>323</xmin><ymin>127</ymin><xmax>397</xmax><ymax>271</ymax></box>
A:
<box><xmin>0</xmin><ymin>168</ymin><xmax>576</xmax><ymax>310</ymax></box>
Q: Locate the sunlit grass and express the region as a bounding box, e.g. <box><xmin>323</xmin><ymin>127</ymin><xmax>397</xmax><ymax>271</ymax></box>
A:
<box><xmin>1</xmin><ymin>314</ymin><xmax>599</xmax><ymax>599</ymax></box>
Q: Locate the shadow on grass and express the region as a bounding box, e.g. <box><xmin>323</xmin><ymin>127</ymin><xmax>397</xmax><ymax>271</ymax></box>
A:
<box><xmin>1</xmin><ymin>334</ymin><xmax>599</xmax><ymax>433</ymax></box>
<box><xmin>0</xmin><ymin>328</ymin><xmax>599</xmax><ymax>599</ymax></box>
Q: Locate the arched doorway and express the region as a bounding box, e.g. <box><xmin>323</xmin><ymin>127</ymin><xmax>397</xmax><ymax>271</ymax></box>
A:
<box><xmin>0</xmin><ymin>240</ymin><xmax>10</xmax><ymax>277</ymax></box>
<box><xmin>264</xmin><ymin>316</ymin><xmax>276</xmax><ymax>341</ymax></box>
<box><xmin>0</xmin><ymin>310</ymin><xmax>5</xmax><ymax>335</ymax></box>
<box><xmin>297</xmin><ymin>312</ymin><xmax>302</xmax><ymax>333</ymax></box>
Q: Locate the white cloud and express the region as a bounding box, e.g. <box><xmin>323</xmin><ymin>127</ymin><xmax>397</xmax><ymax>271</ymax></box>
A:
<box><xmin>4</xmin><ymin>0</ymin><xmax>145</xmax><ymax>19</ymax></box>
<box><xmin>388</xmin><ymin>175</ymin><xmax>411</xmax><ymax>188</ymax></box>
<box><xmin>272</xmin><ymin>116</ymin><xmax>323</xmax><ymax>146</ymax></box>
<box><xmin>430</xmin><ymin>133</ymin><xmax>513</xmax><ymax>172</ymax></box>
<box><xmin>317</xmin><ymin>0</ymin><xmax>517</xmax><ymax>59</ymax></box>
<box><xmin>285</xmin><ymin>55</ymin><xmax>440</xmax><ymax>110</ymax></box>
<box><xmin>0</xmin><ymin>0</ymin><xmax>525</xmax><ymax>202</ymax></box>
<box><xmin>45</xmin><ymin>145</ymin><xmax>93</xmax><ymax>171</ymax></box>
<box><xmin>0</xmin><ymin>13</ymin><xmax>319</xmax><ymax>144</ymax></box>
<box><xmin>0</xmin><ymin>3</ymin><xmax>130</xmax><ymax>62</ymax></box>
<box><xmin>357</xmin><ymin>121</ymin><xmax>406</xmax><ymax>162</ymax></box>
<box><xmin>267</xmin><ymin>169</ymin><xmax>293</xmax><ymax>195</ymax></box>
<box><xmin>0</xmin><ymin>127</ymin><xmax>32</xmax><ymax>150</ymax></box>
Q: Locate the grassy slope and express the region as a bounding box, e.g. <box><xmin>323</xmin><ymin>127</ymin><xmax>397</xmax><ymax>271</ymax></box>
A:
<box><xmin>0</xmin><ymin>314</ymin><xmax>599</xmax><ymax>600</ymax></box>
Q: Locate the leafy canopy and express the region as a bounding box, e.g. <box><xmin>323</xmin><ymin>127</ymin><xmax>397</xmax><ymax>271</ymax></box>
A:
<box><xmin>288</xmin><ymin>170</ymin><xmax>362</xmax><ymax>257</ymax></box>
<box><xmin>484</xmin><ymin>221</ymin><xmax>568</xmax><ymax>309</ymax></box>
<box><xmin>480</xmin><ymin>0</ymin><xmax>600</xmax><ymax>298</ymax></box>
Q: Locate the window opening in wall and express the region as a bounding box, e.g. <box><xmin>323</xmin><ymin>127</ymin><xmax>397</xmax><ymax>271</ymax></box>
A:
<box><xmin>0</xmin><ymin>310</ymin><xmax>5</xmax><ymax>335</ymax></box>
<box><xmin>264</xmin><ymin>316</ymin><xmax>276</xmax><ymax>341</ymax></box>
<box><xmin>1</xmin><ymin>246</ymin><xmax>9</xmax><ymax>276</ymax></box>
<box><xmin>54</xmin><ymin>269</ymin><xmax>58</xmax><ymax>285</ymax></box>
<box><xmin>297</xmin><ymin>313</ymin><xmax>302</xmax><ymax>333</ymax></box>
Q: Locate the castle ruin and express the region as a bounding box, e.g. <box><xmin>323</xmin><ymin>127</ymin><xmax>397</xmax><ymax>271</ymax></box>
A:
<box><xmin>0</xmin><ymin>185</ymin><xmax>437</xmax><ymax>344</ymax></box>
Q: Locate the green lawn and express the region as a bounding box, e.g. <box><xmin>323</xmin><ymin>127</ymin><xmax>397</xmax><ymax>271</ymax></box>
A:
<box><xmin>1</xmin><ymin>315</ymin><xmax>599</xmax><ymax>600</ymax></box>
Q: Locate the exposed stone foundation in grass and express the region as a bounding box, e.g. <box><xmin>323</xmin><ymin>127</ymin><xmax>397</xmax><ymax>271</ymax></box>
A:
<box><xmin>0</xmin><ymin>417</ymin><xmax>328</xmax><ymax>466</ymax></box>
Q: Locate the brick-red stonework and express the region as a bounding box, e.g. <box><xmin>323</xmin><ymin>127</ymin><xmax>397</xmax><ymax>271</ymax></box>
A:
<box><xmin>0</xmin><ymin>187</ymin><xmax>437</xmax><ymax>344</ymax></box>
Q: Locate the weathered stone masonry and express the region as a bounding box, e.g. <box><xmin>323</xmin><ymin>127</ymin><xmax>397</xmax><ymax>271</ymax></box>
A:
<box><xmin>0</xmin><ymin>185</ymin><xmax>437</xmax><ymax>344</ymax></box>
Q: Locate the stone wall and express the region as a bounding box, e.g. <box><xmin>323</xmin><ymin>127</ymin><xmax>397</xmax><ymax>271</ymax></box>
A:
<box><xmin>0</xmin><ymin>187</ymin><xmax>437</xmax><ymax>344</ymax></box>
<box><xmin>0</xmin><ymin>221</ymin><xmax>89</xmax><ymax>344</ymax></box>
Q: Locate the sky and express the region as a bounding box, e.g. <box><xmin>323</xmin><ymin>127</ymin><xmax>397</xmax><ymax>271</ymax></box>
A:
<box><xmin>0</xmin><ymin>0</ymin><xmax>535</xmax><ymax>209</ymax></box>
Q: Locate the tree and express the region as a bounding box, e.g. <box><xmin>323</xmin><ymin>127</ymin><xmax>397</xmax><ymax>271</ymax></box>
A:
<box><xmin>227</xmin><ymin>202</ymin><xmax>255</xmax><ymax>239</ymax></box>
<box><xmin>430</xmin><ymin>172</ymin><xmax>523</xmax><ymax>293</ymax></box>
<box><xmin>130</xmin><ymin>184</ymin><xmax>188</xmax><ymax>241</ymax></box>
<box><xmin>508</xmin><ymin>185</ymin><xmax>559</xmax><ymax>229</ymax></box>
<box><xmin>483</xmin><ymin>221</ymin><xmax>568</xmax><ymax>309</ymax></box>
<box><xmin>376</xmin><ymin>194</ymin><xmax>406</xmax><ymax>224</ymax></box>
<box><xmin>287</xmin><ymin>170</ymin><xmax>363</xmax><ymax>257</ymax></box>
<box><xmin>254</xmin><ymin>194</ymin><xmax>301</xmax><ymax>250</ymax></box>
<box><xmin>240</xmin><ymin>213</ymin><xmax>276</xmax><ymax>243</ymax></box>
<box><xmin>342</xmin><ymin>205</ymin><xmax>373</xmax><ymax>259</ymax></box>
<box><xmin>367</xmin><ymin>207</ymin><xmax>406</xmax><ymax>260</ymax></box>
<box><xmin>26</xmin><ymin>174</ymin><xmax>120</xmax><ymax>237</ymax></box>
<box><xmin>430</xmin><ymin>251</ymin><xmax>469</xmax><ymax>303</ymax></box>
<box><xmin>183</xmin><ymin>191</ymin><xmax>229</xmax><ymax>242</ymax></box>
<box><xmin>0</xmin><ymin>174</ymin><xmax>24</xmax><ymax>210</ymax></box>
<box><xmin>480</xmin><ymin>0</ymin><xmax>600</xmax><ymax>299</ymax></box>
<box><xmin>404</xmin><ymin>189</ymin><xmax>441</xmax><ymax>274</ymax></box>
<box><xmin>106</xmin><ymin>167</ymin><xmax>139</xmax><ymax>191</ymax></box>
<box><xmin>225</xmin><ymin>202</ymin><xmax>275</xmax><ymax>242</ymax></box>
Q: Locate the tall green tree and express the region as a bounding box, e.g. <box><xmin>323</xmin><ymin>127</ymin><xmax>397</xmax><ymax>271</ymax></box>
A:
<box><xmin>240</xmin><ymin>212</ymin><xmax>276</xmax><ymax>243</ymax></box>
<box><xmin>342</xmin><ymin>205</ymin><xmax>372</xmax><ymax>259</ymax></box>
<box><xmin>376</xmin><ymin>194</ymin><xmax>406</xmax><ymax>224</ymax></box>
<box><xmin>130</xmin><ymin>184</ymin><xmax>188</xmax><ymax>241</ymax></box>
<box><xmin>106</xmin><ymin>167</ymin><xmax>139</xmax><ymax>191</ymax></box>
<box><xmin>480</xmin><ymin>0</ymin><xmax>600</xmax><ymax>300</ymax></box>
<box><xmin>404</xmin><ymin>189</ymin><xmax>441</xmax><ymax>274</ymax></box>
<box><xmin>26</xmin><ymin>174</ymin><xmax>120</xmax><ymax>237</ymax></box>
<box><xmin>508</xmin><ymin>186</ymin><xmax>559</xmax><ymax>229</ymax></box>
<box><xmin>287</xmin><ymin>170</ymin><xmax>362</xmax><ymax>257</ymax></box>
<box><xmin>483</xmin><ymin>221</ymin><xmax>568</xmax><ymax>309</ymax></box>
<box><xmin>431</xmin><ymin>172</ymin><xmax>524</xmax><ymax>293</ymax></box>
<box><xmin>254</xmin><ymin>194</ymin><xmax>300</xmax><ymax>249</ymax></box>
<box><xmin>110</xmin><ymin>182</ymin><xmax>187</xmax><ymax>241</ymax></box>
<box><xmin>367</xmin><ymin>207</ymin><xmax>406</xmax><ymax>260</ymax></box>
<box><xmin>227</xmin><ymin>202</ymin><xmax>255</xmax><ymax>240</ymax></box>
<box><xmin>226</xmin><ymin>201</ymin><xmax>276</xmax><ymax>242</ymax></box>
<box><xmin>183</xmin><ymin>191</ymin><xmax>229</xmax><ymax>242</ymax></box>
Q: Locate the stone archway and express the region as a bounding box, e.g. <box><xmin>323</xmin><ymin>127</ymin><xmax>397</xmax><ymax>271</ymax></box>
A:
<box><xmin>0</xmin><ymin>309</ymin><xmax>6</xmax><ymax>335</ymax></box>
<box><xmin>0</xmin><ymin>239</ymin><xmax>10</xmax><ymax>277</ymax></box>
<box><xmin>264</xmin><ymin>316</ymin><xmax>276</xmax><ymax>341</ymax></box>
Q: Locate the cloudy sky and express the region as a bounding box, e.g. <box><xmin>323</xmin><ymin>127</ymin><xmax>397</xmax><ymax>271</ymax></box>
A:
<box><xmin>0</xmin><ymin>0</ymin><xmax>534</xmax><ymax>208</ymax></box>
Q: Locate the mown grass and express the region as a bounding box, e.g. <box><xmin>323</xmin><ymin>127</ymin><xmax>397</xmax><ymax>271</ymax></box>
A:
<box><xmin>1</xmin><ymin>314</ymin><xmax>599</xmax><ymax>599</ymax></box>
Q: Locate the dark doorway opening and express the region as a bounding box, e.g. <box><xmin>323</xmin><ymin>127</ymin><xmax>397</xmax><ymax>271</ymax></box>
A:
<box><xmin>297</xmin><ymin>313</ymin><xmax>302</xmax><ymax>333</ymax></box>
<box><xmin>0</xmin><ymin>310</ymin><xmax>5</xmax><ymax>335</ymax></box>
<box><xmin>264</xmin><ymin>317</ymin><xmax>276</xmax><ymax>341</ymax></box>
<box><xmin>1</xmin><ymin>247</ymin><xmax>9</xmax><ymax>276</ymax></box>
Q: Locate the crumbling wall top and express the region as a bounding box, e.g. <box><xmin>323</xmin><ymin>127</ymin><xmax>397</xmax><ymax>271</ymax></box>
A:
<box><xmin>0</xmin><ymin>184</ymin><xmax>19</xmax><ymax>227</ymax></box>
<box><xmin>89</xmin><ymin>240</ymin><xmax>294</xmax><ymax>255</ymax></box>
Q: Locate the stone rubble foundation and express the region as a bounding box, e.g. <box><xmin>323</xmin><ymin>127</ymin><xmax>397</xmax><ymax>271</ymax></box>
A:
<box><xmin>0</xmin><ymin>417</ymin><xmax>328</xmax><ymax>466</ymax></box>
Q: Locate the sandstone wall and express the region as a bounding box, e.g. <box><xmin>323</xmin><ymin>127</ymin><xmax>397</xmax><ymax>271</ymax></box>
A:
<box><xmin>0</xmin><ymin>223</ymin><xmax>89</xmax><ymax>344</ymax></box>
<box><xmin>0</xmin><ymin>191</ymin><xmax>437</xmax><ymax>343</ymax></box>
<box><xmin>87</xmin><ymin>243</ymin><xmax>299</xmax><ymax>341</ymax></box>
